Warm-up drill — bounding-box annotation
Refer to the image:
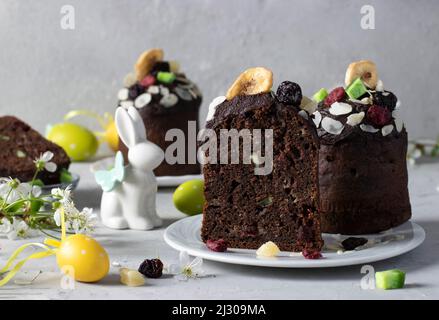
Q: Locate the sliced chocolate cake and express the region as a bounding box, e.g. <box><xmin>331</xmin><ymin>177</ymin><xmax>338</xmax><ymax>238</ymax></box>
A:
<box><xmin>117</xmin><ymin>48</ymin><xmax>202</xmax><ymax>176</ymax></box>
<box><xmin>0</xmin><ymin>116</ymin><xmax>71</xmax><ymax>184</ymax></box>
<box><xmin>312</xmin><ymin>60</ymin><xmax>411</xmax><ymax>234</ymax></box>
<box><xmin>201</xmin><ymin>68</ymin><xmax>323</xmax><ymax>252</ymax></box>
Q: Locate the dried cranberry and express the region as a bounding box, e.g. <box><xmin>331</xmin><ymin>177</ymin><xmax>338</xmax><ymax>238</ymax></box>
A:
<box><xmin>372</xmin><ymin>91</ymin><xmax>398</xmax><ymax>111</ymax></box>
<box><xmin>276</xmin><ymin>81</ymin><xmax>302</xmax><ymax>107</ymax></box>
<box><xmin>324</xmin><ymin>87</ymin><xmax>346</xmax><ymax>106</ymax></box>
<box><xmin>302</xmin><ymin>250</ymin><xmax>322</xmax><ymax>259</ymax></box>
<box><xmin>140</xmin><ymin>75</ymin><xmax>156</xmax><ymax>88</ymax></box>
<box><xmin>367</xmin><ymin>105</ymin><xmax>392</xmax><ymax>127</ymax></box>
<box><xmin>138</xmin><ymin>258</ymin><xmax>163</xmax><ymax>278</ymax></box>
<box><xmin>341</xmin><ymin>237</ymin><xmax>368</xmax><ymax>251</ymax></box>
<box><xmin>206</xmin><ymin>239</ymin><xmax>228</xmax><ymax>252</ymax></box>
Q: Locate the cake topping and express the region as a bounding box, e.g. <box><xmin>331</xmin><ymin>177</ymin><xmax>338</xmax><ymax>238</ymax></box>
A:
<box><xmin>225</xmin><ymin>67</ymin><xmax>273</xmax><ymax>100</ymax></box>
<box><xmin>360</xmin><ymin>124</ymin><xmax>379</xmax><ymax>133</ymax></box>
<box><xmin>321</xmin><ymin>117</ymin><xmax>344</xmax><ymax>135</ymax></box>
<box><xmin>324</xmin><ymin>87</ymin><xmax>346</xmax><ymax>106</ymax></box>
<box><xmin>345</xmin><ymin>77</ymin><xmax>368</xmax><ymax>99</ymax></box>
<box><xmin>134</xmin><ymin>48</ymin><xmax>164</xmax><ymax>81</ymax></box>
<box><xmin>206</xmin><ymin>96</ymin><xmax>227</xmax><ymax>122</ymax></box>
<box><xmin>298</xmin><ymin>110</ymin><xmax>309</xmax><ymax>120</ymax></box>
<box><xmin>366</xmin><ymin>105</ymin><xmax>392</xmax><ymax>127</ymax></box>
<box><xmin>169</xmin><ymin>60</ymin><xmax>180</xmax><ymax>73</ymax></box>
<box><xmin>140</xmin><ymin>74</ymin><xmax>156</xmax><ymax>87</ymax></box>
<box><xmin>157</xmin><ymin>71</ymin><xmax>176</xmax><ymax>84</ymax></box>
<box><xmin>117</xmin><ymin>88</ymin><xmax>129</xmax><ymax>101</ymax></box>
<box><xmin>345</xmin><ymin>60</ymin><xmax>378</xmax><ymax>89</ymax></box>
<box><xmin>328</xmin><ymin>102</ymin><xmax>352</xmax><ymax>115</ymax></box>
<box><xmin>256</xmin><ymin>241</ymin><xmax>280</xmax><ymax>257</ymax></box>
<box><xmin>382</xmin><ymin>124</ymin><xmax>394</xmax><ymax>136</ymax></box>
<box><xmin>134</xmin><ymin>93</ymin><xmax>152</xmax><ymax>109</ymax></box>
<box><xmin>206</xmin><ymin>239</ymin><xmax>228</xmax><ymax>252</ymax></box>
<box><xmin>123</xmin><ymin>72</ymin><xmax>137</xmax><ymax>88</ymax></box>
<box><xmin>300</xmin><ymin>96</ymin><xmax>317</xmax><ymax>114</ymax></box>
<box><xmin>312</xmin><ymin>88</ymin><xmax>328</xmax><ymax>103</ymax></box>
<box><xmin>372</xmin><ymin>91</ymin><xmax>398</xmax><ymax>111</ymax></box>
<box><xmin>160</xmin><ymin>93</ymin><xmax>179</xmax><ymax>108</ymax></box>
<box><xmin>346</xmin><ymin>112</ymin><xmax>365</xmax><ymax>126</ymax></box>
<box><xmin>312</xmin><ymin>111</ymin><xmax>322</xmax><ymax>127</ymax></box>
<box><xmin>276</xmin><ymin>81</ymin><xmax>302</xmax><ymax>107</ymax></box>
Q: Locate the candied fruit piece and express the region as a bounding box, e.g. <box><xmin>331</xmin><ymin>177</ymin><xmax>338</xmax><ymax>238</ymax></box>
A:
<box><xmin>346</xmin><ymin>78</ymin><xmax>367</xmax><ymax>100</ymax></box>
<box><xmin>375</xmin><ymin>269</ymin><xmax>406</xmax><ymax>290</ymax></box>
<box><xmin>256</xmin><ymin>241</ymin><xmax>280</xmax><ymax>257</ymax></box>
<box><xmin>312</xmin><ymin>88</ymin><xmax>328</xmax><ymax>103</ymax></box>
<box><xmin>157</xmin><ymin>71</ymin><xmax>176</xmax><ymax>84</ymax></box>
<box><xmin>120</xmin><ymin>268</ymin><xmax>145</xmax><ymax>287</ymax></box>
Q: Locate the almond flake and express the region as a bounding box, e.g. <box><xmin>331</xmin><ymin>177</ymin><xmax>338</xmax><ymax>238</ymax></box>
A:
<box><xmin>329</xmin><ymin>102</ymin><xmax>352</xmax><ymax>116</ymax></box>
<box><xmin>360</xmin><ymin>124</ymin><xmax>379</xmax><ymax>133</ymax></box>
<box><xmin>160</xmin><ymin>93</ymin><xmax>178</xmax><ymax>108</ymax></box>
<box><xmin>312</xmin><ymin>111</ymin><xmax>322</xmax><ymax>127</ymax></box>
<box><xmin>298</xmin><ymin>110</ymin><xmax>309</xmax><ymax>120</ymax></box>
<box><xmin>321</xmin><ymin>117</ymin><xmax>344</xmax><ymax>135</ymax></box>
<box><xmin>117</xmin><ymin>88</ymin><xmax>129</xmax><ymax>101</ymax></box>
<box><xmin>346</xmin><ymin>112</ymin><xmax>365</xmax><ymax>126</ymax></box>
<box><xmin>375</xmin><ymin>80</ymin><xmax>384</xmax><ymax>92</ymax></box>
<box><xmin>134</xmin><ymin>93</ymin><xmax>152</xmax><ymax>108</ymax></box>
<box><xmin>206</xmin><ymin>96</ymin><xmax>226</xmax><ymax>122</ymax></box>
<box><xmin>147</xmin><ymin>85</ymin><xmax>160</xmax><ymax>95</ymax></box>
<box><xmin>382</xmin><ymin>124</ymin><xmax>394</xmax><ymax>136</ymax></box>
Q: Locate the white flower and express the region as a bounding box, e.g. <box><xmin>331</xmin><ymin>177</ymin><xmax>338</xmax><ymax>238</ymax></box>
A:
<box><xmin>54</xmin><ymin>203</ymin><xmax>97</xmax><ymax>234</ymax></box>
<box><xmin>34</xmin><ymin>151</ymin><xmax>57</xmax><ymax>173</ymax></box>
<box><xmin>0</xmin><ymin>217</ymin><xmax>12</xmax><ymax>234</ymax></box>
<box><xmin>167</xmin><ymin>251</ymin><xmax>205</xmax><ymax>281</ymax></box>
<box><xmin>4</xmin><ymin>218</ymin><xmax>33</xmax><ymax>240</ymax></box>
<box><xmin>51</xmin><ymin>186</ymin><xmax>72</xmax><ymax>205</ymax></box>
<box><xmin>0</xmin><ymin>178</ymin><xmax>39</xmax><ymax>204</ymax></box>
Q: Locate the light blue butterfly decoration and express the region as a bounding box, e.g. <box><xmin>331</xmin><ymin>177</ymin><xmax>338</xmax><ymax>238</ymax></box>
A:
<box><xmin>95</xmin><ymin>151</ymin><xmax>126</xmax><ymax>192</ymax></box>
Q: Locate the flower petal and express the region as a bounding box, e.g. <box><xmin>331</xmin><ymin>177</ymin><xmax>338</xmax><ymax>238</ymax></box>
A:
<box><xmin>179</xmin><ymin>251</ymin><xmax>190</xmax><ymax>266</ymax></box>
<box><xmin>44</xmin><ymin>162</ymin><xmax>57</xmax><ymax>173</ymax></box>
<box><xmin>42</xmin><ymin>151</ymin><xmax>54</xmax><ymax>162</ymax></box>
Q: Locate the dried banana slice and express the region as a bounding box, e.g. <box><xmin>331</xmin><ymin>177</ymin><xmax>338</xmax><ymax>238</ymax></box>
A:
<box><xmin>345</xmin><ymin>60</ymin><xmax>378</xmax><ymax>89</ymax></box>
<box><xmin>135</xmin><ymin>48</ymin><xmax>164</xmax><ymax>81</ymax></box>
<box><xmin>226</xmin><ymin>67</ymin><xmax>273</xmax><ymax>100</ymax></box>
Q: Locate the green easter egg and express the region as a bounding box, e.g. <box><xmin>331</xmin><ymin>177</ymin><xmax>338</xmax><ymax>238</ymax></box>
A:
<box><xmin>47</xmin><ymin>123</ymin><xmax>98</xmax><ymax>162</ymax></box>
<box><xmin>173</xmin><ymin>179</ymin><xmax>205</xmax><ymax>216</ymax></box>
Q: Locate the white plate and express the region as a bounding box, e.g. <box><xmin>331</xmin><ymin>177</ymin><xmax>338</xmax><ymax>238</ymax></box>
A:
<box><xmin>164</xmin><ymin>215</ymin><xmax>425</xmax><ymax>268</ymax></box>
<box><xmin>90</xmin><ymin>156</ymin><xmax>202</xmax><ymax>187</ymax></box>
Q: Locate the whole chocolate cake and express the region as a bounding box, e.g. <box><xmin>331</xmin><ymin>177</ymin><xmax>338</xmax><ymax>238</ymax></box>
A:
<box><xmin>117</xmin><ymin>49</ymin><xmax>202</xmax><ymax>176</ymax></box>
<box><xmin>201</xmin><ymin>68</ymin><xmax>323</xmax><ymax>252</ymax></box>
<box><xmin>0</xmin><ymin>116</ymin><xmax>71</xmax><ymax>184</ymax></box>
<box><xmin>311</xmin><ymin>60</ymin><xmax>411</xmax><ymax>234</ymax></box>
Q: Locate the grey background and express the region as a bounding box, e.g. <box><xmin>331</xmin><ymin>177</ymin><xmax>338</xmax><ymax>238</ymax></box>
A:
<box><xmin>0</xmin><ymin>0</ymin><xmax>438</xmax><ymax>139</ymax></box>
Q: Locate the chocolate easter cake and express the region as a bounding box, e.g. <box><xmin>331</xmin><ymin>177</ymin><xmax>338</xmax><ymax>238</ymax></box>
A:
<box><xmin>311</xmin><ymin>60</ymin><xmax>411</xmax><ymax>234</ymax></box>
<box><xmin>0</xmin><ymin>116</ymin><xmax>71</xmax><ymax>184</ymax></box>
<box><xmin>201</xmin><ymin>68</ymin><xmax>323</xmax><ymax>252</ymax></box>
<box><xmin>117</xmin><ymin>49</ymin><xmax>202</xmax><ymax>176</ymax></box>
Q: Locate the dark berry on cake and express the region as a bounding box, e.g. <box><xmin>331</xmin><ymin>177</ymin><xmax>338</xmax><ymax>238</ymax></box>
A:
<box><xmin>201</xmin><ymin>68</ymin><xmax>323</xmax><ymax>252</ymax></box>
<box><xmin>276</xmin><ymin>81</ymin><xmax>302</xmax><ymax>107</ymax></box>
<box><xmin>313</xmin><ymin>60</ymin><xmax>411</xmax><ymax>234</ymax></box>
<box><xmin>117</xmin><ymin>48</ymin><xmax>202</xmax><ymax>176</ymax></box>
<box><xmin>0</xmin><ymin>116</ymin><xmax>70</xmax><ymax>184</ymax></box>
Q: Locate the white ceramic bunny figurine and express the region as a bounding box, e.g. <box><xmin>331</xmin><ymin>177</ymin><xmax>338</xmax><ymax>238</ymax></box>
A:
<box><xmin>97</xmin><ymin>106</ymin><xmax>164</xmax><ymax>230</ymax></box>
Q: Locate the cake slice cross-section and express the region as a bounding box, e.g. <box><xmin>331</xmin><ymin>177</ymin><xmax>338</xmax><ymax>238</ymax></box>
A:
<box><xmin>201</xmin><ymin>68</ymin><xmax>323</xmax><ymax>252</ymax></box>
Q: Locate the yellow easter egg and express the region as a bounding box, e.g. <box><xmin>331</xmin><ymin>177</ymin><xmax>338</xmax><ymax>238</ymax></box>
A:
<box><xmin>47</xmin><ymin>123</ymin><xmax>98</xmax><ymax>161</ymax></box>
<box><xmin>105</xmin><ymin>120</ymin><xmax>119</xmax><ymax>152</ymax></box>
<box><xmin>56</xmin><ymin>234</ymin><xmax>109</xmax><ymax>283</ymax></box>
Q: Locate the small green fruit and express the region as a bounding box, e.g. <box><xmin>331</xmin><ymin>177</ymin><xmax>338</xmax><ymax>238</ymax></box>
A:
<box><xmin>173</xmin><ymin>179</ymin><xmax>205</xmax><ymax>216</ymax></box>
<box><xmin>312</xmin><ymin>88</ymin><xmax>328</xmax><ymax>102</ymax></box>
<box><xmin>346</xmin><ymin>78</ymin><xmax>367</xmax><ymax>100</ymax></box>
<box><xmin>157</xmin><ymin>71</ymin><xmax>176</xmax><ymax>84</ymax></box>
<box><xmin>375</xmin><ymin>269</ymin><xmax>406</xmax><ymax>290</ymax></box>
<box><xmin>47</xmin><ymin>123</ymin><xmax>98</xmax><ymax>162</ymax></box>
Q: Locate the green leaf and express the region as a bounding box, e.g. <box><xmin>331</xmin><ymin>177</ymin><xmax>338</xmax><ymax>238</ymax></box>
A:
<box><xmin>60</xmin><ymin>168</ymin><xmax>73</xmax><ymax>183</ymax></box>
<box><xmin>32</xmin><ymin>179</ymin><xmax>45</xmax><ymax>187</ymax></box>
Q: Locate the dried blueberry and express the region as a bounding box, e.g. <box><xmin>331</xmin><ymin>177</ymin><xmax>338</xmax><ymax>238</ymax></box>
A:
<box><xmin>138</xmin><ymin>258</ymin><xmax>163</xmax><ymax>278</ymax></box>
<box><xmin>276</xmin><ymin>81</ymin><xmax>302</xmax><ymax>107</ymax></box>
<box><xmin>151</xmin><ymin>61</ymin><xmax>170</xmax><ymax>73</ymax></box>
<box><xmin>372</xmin><ymin>91</ymin><xmax>398</xmax><ymax>111</ymax></box>
<box><xmin>206</xmin><ymin>239</ymin><xmax>228</xmax><ymax>252</ymax></box>
<box><xmin>341</xmin><ymin>237</ymin><xmax>368</xmax><ymax>251</ymax></box>
<box><xmin>128</xmin><ymin>83</ymin><xmax>145</xmax><ymax>100</ymax></box>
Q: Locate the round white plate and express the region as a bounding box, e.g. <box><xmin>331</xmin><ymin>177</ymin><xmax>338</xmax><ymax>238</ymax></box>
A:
<box><xmin>90</xmin><ymin>156</ymin><xmax>202</xmax><ymax>187</ymax></box>
<box><xmin>164</xmin><ymin>215</ymin><xmax>425</xmax><ymax>268</ymax></box>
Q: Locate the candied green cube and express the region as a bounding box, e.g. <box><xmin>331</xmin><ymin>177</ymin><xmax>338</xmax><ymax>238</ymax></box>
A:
<box><xmin>157</xmin><ymin>71</ymin><xmax>176</xmax><ymax>84</ymax></box>
<box><xmin>312</xmin><ymin>88</ymin><xmax>328</xmax><ymax>102</ymax></box>
<box><xmin>346</xmin><ymin>78</ymin><xmax>367</xmax><ymax>99</ymax></box>
<box><xmin>375</xmin><ymin>269</ymin><xmax>406</xmax><ymax>290</ymax></box>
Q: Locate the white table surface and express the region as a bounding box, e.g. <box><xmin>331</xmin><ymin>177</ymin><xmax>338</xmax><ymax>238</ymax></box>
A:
<box><xmin>1</xmin><ymin>160</ymin><xmax>438</xmax><ymax>300</ymax></box>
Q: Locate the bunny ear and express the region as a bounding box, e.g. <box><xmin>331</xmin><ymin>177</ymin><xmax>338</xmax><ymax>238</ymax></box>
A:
<box><xmin>115</xmin><ymin>107</ymin><xmax>139</xmax><ymax>148</ymax></box>
<box><xmin>127</xmin><ymin>106</ymin><xmax>147</xmax><ymax>141</ymax></box>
